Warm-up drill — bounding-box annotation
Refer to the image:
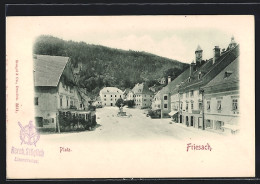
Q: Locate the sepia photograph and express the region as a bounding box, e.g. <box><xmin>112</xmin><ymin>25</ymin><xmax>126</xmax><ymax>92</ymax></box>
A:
<box><xmin>6</xmin><ymin>15</ymin><xmax>255</xmax><ymax>178</ymax></box>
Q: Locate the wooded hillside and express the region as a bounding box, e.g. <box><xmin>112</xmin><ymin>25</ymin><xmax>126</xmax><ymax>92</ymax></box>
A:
<box><xmin>33</xmin><ymin>35</ymin><xmax>189</xmax><ymax>98</ymax></box>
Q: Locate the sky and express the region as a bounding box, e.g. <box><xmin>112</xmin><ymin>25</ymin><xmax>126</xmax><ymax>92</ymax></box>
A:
<box><xmin>7</xmin><ymin>15</ymin><xmax>252</xmax><ymax>63</ymax></box>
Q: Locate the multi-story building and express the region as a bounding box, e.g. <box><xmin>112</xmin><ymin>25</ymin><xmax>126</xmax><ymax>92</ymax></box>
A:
<box><xmin>177</xmin><ymin>37</ymin><xmax>239</xmax><ymax>130</ymax></box>
<box><xmin>33</xmin><ymin>54</ymin><xmax>84</xmax><ymax>128</ymax></box>
<box><xmin>168</xmin><ymin>69</ymin><xmax>191</xmax><ymax>120</ymax></box>
<box><xmin>152</xmin><ymin>91</ymin><xmax>161</xmax><ymax>110</ymax></box>
<box><xmin>202</xmin><ymin>56</ymin><xmax>239</xmax><ymax>134</ymax></box>
<box><xmin>154</xmin><ymin>69</ymin><xmax>190</xmax><ymax>118</ymax></box>
<box><xmin>100</xmin><ymin>87</ymin><xmax>124</xmax><ymax>107</ymax></box>
<box><xmin>132</xmin><ymin>83</ymin><xmax>154</xmax><ymax>109</ymax></box>
<box><xmin>126</xmin><ymin>90</ymin><xmax>135</xmax><ymax>101</ymax></box>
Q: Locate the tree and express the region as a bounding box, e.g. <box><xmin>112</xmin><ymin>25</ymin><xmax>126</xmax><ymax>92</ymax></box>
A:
<box><xmin>115</xmin><ymin>98</ymin><xmax>124</xmax><ymax>108</ymax></box>
<box><xmin>125</xmin><ymin>100</ymin><xmax>135</xmax><ymax>108</ymax></box>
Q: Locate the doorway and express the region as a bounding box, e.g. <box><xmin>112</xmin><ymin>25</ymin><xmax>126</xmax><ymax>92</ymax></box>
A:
<box><xmin>191</xmin><ymin>116</ymin><xmax>194</xmax><ymax>127</ymax></box>
<box><xmin>186</xmin><ymin>116</ymin><xmax>189</xmax><ymax>126</ymax></box>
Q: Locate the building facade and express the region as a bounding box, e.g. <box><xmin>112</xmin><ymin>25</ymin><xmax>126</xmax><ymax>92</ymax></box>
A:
<box><xmin>132</xmin><ymin>83</ymin><xmax>154</xmax><ymax>109</ymax></box>
<box><xmin>152</xmin><ymin>91</ymin><xmax>161</xmax><ymax>110</ymax></box>
<box><xmin>34</xmin><ymin>55</ymin><xmax>84</xmax><ymax>128</ymax></box>
<box><xmin>177</xmin><ymin>37</ymin><xmax>239</xmax><ymax>132</ymax></box>
<box><xmin>202</xmin><ymin>56</ymin><xmax>239</xmax><ymax>134</ymax></box>
<box><xmin>100</xmin><ymin>87</ymin><xmax>124</xmax><ymax>107</ymax></box>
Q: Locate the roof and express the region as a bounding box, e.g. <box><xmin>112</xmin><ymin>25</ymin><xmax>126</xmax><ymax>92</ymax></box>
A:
<box><xmin>203</xmin><ymin>56</ymin><xmax>239</xmax><ymax>93</ymax></box>
<box><xmin>123</xmin><ymin>88</ymin><xmax>131</xmax><ymax>95</ymax></box>
<box><xmin>132</xmin><ymin>83</ymin><xmax>153</xmax><ymax>94</ymax></box>
<box><xmin>100</xmin><ymin>87</ymin><xmax>123</xmax><ymax>94</ymax></box>
<box><xmin>160</xmin><ymin>68</ymin><xmax>191</xmax><ymax>95</ymax></box>
<box><xmin>178</xmin><ymin>45</ymin><xmax>239</xmax><ymax>93</ymax></box>
<box><xmin>34</xmin><ymin>55</ymin><xmax>69</xmax><ymax>86</ymax></box>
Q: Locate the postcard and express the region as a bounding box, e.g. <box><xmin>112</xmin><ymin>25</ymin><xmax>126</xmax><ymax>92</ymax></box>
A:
<box><xmin>6</xmin><ymin>15</ymin><xmax>255</xmax><ymax>178</ymax></box>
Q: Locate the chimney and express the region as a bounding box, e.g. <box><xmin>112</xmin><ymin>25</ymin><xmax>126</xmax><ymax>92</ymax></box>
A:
<box><xmin>213</xmin><ymin>46</ymin><xmax>220</xmax><ymax>64</ymax></box>
<box><xmin>190</xmin><ymin>60</ymin><xmax>196</xmax><ymax>76</ymax></box>
<box><xmin>168</xmin><ymin>76</ymin><xmax>171</xmax><ymax>83</ymax></box>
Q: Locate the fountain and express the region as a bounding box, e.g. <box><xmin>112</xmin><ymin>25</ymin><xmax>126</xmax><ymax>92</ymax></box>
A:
<box><xmin>117</xmin><ymin>103</ymin><xmax>131</xmax><ymax>117</ymax></box>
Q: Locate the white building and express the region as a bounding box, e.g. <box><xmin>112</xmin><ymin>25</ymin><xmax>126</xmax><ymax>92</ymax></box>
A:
<box><xmin>132</xmin><ymin>83</ymin><xmax>154</xmax><ymax>109</ymax></box>
<box><xmin>100</xmin><ymin>87</ymin><xmax>124</xmax><ymax>107</ymax></box>
<box><xmin>152</xmin><ymin>91</ymin><xmax>161</xmax><ymax>110</ymax></box>
<box><xmin>202</xmin><ymin>56</ymin><xmax>239</xmax><ymax>134</ymax></box>
<box><xmin>126</xmin><ymin>90</ymin><xmax>135</xmax><ymax>101</ymax></box>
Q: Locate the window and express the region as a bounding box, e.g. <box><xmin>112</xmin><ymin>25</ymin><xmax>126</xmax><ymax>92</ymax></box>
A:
<box><xmin>180</xmin><ymin>103</ymin><xmax>183</xmax><ymax>110</ymax></box>
<box><xmin>111</xmin><ymin>95</ymin><xmax>112</xmax><ymax>97</ymax></box>
<box><xmin>190</xmin><ymin>90</ymin><xmax>194</xmax><ymax>97</ymax></box>
<box><xmin>120</xmin><ymin>95</ymin><xmax>121</xmax><ymax>98</ymax></box>
<box><xmin>186</xmin><ymin>92</ymin><xmax>189</xmax><ymax>98</ymax></box>
<box><xmin>164</xmin><ymin>95</ymin><xmax>168</xmax><ymax>100</ymax></box>
<box><xmin>164</xmin><ymin>104</ymin><xmax>168</xmax><ymax>109</ymax></box>
<box><xmin>67</xmin><ymin>99</ymin><xmax>69</xmax><ymax>107</ymax></box>
<box><xmin>232</xmin><ymin>99</ymin><xmax>238</xmax><ymax>110</ymax></box>
<box><xmin>70</xmin><ymin>101</ymin><xmax>73</xmax><ymax>106</ymax></box>
<box><xmin>111</xmin><ymin>99</ymin><xmax>112</xmax><ymax>101</ymax></box>
<box><xmin>224</xmin><ymin>71</ymin><xmax>233</xmax><ymax>78</ymax></box>
<box><xmin>186</xmin><ymin>103</ymin><xmax>189</xmax><ymax>111</ymax></box>
<box><xmin>115</xmin><ymin>95</ymin><xmax>117</xmax><ymax>97</ymax></box>
<box><xmin>199</xmin><ymin>102</ymin><xmax>202</xmax><ymax>110</ymax></box>
<box><xmin>60</xmin><ymin>98</ymin><xmax>62</xmax><ymax>107</ymax></box>
<box><xmin>191</xmin><ymin>103</ymin><xmax>194</xmax><ymax>110</ymax></box>
<box><xmin>198</xmin><ymin>72</ymin><xmax>202</xmax><ymax>79</ymax></box>
<box><xmin>217</xmin><ymin>101</ymin><xmax>222</xmax><ymax>110</ymax></box>
<box><xmin>144</xmin><ymin>99</ymin><xmax>146</xmax><ymax>101</ymax></box>
<box><xmin>104</xmin><ymin>95</ymin><xmax>106</xmax><ymax>97</ymax></box>
<box><xmin>104</xmin><ymin>103</ymin><xmax>106</xmax><ymax>105</ymax></box>
<box><xmin>34</xmin><ymin>97</ymin><xmax>38</xmax><ymax>105</ymax></box>
<box><xmin>207</xmin><ymin>101</ymin><xmax>210</xmax><ymax>110</ymax></box>
<box><xmin>104</xmin><ymin>98</ymin><xmax>106</xmax><ymax>101</ymax></box>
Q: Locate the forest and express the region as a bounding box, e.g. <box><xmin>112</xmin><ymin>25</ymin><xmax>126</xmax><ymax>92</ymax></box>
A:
<box><xmin>33</xmin><ymin>35</ymin><xmax>189</xmax><ymax>98</ymax></box>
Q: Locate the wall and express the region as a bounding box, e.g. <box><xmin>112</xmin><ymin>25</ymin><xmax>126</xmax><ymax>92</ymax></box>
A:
<box><xmin>204</xmin><ymin>90</ymin><xmax>239</xmax><ymax>133</ymax></box>
<box><xmin>34</xmin><ymin>87</ymin><xmax>58</xmax><ymax>125</ymax></box>
<box><xmin>100</xmin><ymin>90</ymin><xmax>123</xmax><ymax>107</ymax></box>
<box><xmin>57</xmin><ymin>81</ymin><xmax>82</xmax><ymax>110</ymax></box>
<box><xmin>152</xmin><ymin>92</ymin><xmax>161</xmax><ymax>110</ymax></box>
<box><xmin>179</xmin><ymin>89</ymin><xmax>203</xmax><ymax>127</ymax></box>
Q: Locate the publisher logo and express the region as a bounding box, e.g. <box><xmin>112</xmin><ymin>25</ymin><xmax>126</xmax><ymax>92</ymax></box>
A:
<box><xmin>18</xmin><ymin>121</ymin><xmax>40</xmax><ymax>146</ymax></box>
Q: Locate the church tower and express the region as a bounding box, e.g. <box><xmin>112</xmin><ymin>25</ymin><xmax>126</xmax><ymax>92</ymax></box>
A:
<box><xmin>195</xmin><ymin>45</ymin><xmax>203</xmax><ymax>65</ymax></box>
<box><xmin>228</xmin><ymin>36</ymin><xmax>237</xmax><ymax>49</ymax></box>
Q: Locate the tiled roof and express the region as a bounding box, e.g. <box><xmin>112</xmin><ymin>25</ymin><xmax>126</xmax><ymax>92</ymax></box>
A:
<box><xmin>160</xmin><ymin>68</ymin><xmax>190</xmax><ymax>95</ymax></box>
<box><xmin>132</xmin><ymin>83</ymin><xmax>153</xmax><ymax>94</ymax></box>
<box><xmin>123</xmin><ymin>88</ymin><xmax>132</xmax><ymax>95</ymax></box>
<box><xmin>178</xmin><ymin>45</ymin><xmax>239</xmax><ymax>92</ymax></box>
<box><xmin>100</xmin><ymin>87</ymin><xmax>123</xmax><ymax>94</ymax></box>
<box><xmin>34</xmin><ymin>55</ymin><xmax>69</xmax><ymax>87</ymax></box>
<box><xmin>202</xmin><ymin>56</ymin><xmax>239</xmax><ymax>92</ymax></box>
